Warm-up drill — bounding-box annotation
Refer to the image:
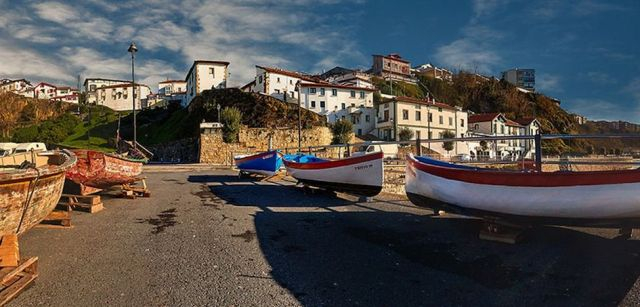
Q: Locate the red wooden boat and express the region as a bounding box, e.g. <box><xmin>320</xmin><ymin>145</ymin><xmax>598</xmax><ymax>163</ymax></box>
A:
<box><xmin>65</xmin><ymin>150</ymin><xmax>143</xmax><ymax>195</ymax></box>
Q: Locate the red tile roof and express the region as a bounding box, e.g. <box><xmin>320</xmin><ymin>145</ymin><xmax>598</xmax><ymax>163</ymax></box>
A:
<box><xmin>515</xmin><ymin>117</ymin><xmax>537</xmax><ymax>125</ymax></box>
<box><xmin>299</xmin><ymin>82</ymin><xmax>374</xmax><ymax>92</ymax></box>
<box><xmin>256</xmin><ymin>65</ymin><xmax>319</xmax><ymax>82</ymax></box>
<box><xmin>34</xmin><ymin>82</ymin><xmax>57</xmax><ymax>88</ymax></box>
<box><xmin>97</xmin><ymin>83</ymin><xmax>149</xmax><ymax>90</ymax></box>
<box><xmin>186</xmin><ymin>60</ymin><xmax>230</xmax><ymax>80</ymax></box>
<box><xmin>468</xmin><ymin>113</ymin><xmax>502</xmax><ymax>123</ymax></box>
<box><xmin>159</xmin><ymin>80</ymin><xmax>186</xmax><ymax>84</ymax></box>
<box><xmin>373</xmin><ymin>54</ymin><xmax>410</xmax><ymax>64</ymax></box>
<box><xmin>505</xmin><ymin>119</ymin><xmax>523</xmax><ymax>127</ymax></box>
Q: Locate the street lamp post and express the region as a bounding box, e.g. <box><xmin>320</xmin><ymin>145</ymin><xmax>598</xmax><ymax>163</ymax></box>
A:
<box><xmin>216</xmin><ymin>104</ymin><xmax>221</xmax><ymax>123</ymax></box>
<box><xmin>128</xmin><ymin>42</ymin><xmax>138</xmax><ymax>149</ymax></box>
<box><xmin>296</xmin><ymin>81</ymin><xmax>302</xmax><ymax>153</ymax></box>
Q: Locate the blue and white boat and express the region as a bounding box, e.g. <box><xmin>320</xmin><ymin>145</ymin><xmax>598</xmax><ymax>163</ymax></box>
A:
<box><xmin>234</xmin><ymin>150</ymin><xmax>283</xmax><ymax>177</ymax></box>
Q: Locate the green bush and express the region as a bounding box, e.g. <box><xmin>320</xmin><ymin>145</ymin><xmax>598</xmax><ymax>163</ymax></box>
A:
<box><xmin>12</xmin><ymin>125</ymin><xmax>39</xmax><ymax>143</ymax></box>
<box><xmin>221</xmin><ymin>107</ymin><xmax>242</xmax><ymax>143</ymax></box>
<box><xmin>331</xmin><ymin>119</ymin><xmax>353</xmax><ymax>144</ymax></box>
<box><xmin>398</xmin><ymin>127</ymin><xmax>414</xmax><ymax>141</ymax></box>
<box><xmin>441</xmin><ymin>130</ymin><xmax>455</xmax><ymax>153</ymax></box>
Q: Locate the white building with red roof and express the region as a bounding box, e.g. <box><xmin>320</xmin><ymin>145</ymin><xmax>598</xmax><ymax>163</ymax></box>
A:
<box><xmin>371</xmin><ymin>54</ymin><xmax>415</xmax><ymax>83</ymax></box>
<box><xmin>33</xmin><ymin>82</ymin><xmax>58</xmax><ymax>99</ymax></box>
<box><xmin>249</xmin><ymin>65</ymin><xmax>318</xmax><ymax>102</ymax></box>
<box><xmin>185</xmin><ymin>60</ymin><xmax>229</xmax><ymax>105</ymax></box>
<box><xmin>95</xmin><ymin>83</ymin><xmax>152</xmax><ymax>111</ymax></box>
<box><xmin>468</xmin><ymin>113</ymin><xmax>540</xmax><ymax>159</ymax></box>
<box><xmin>0</xmin><ymin>79</ymin><xmax>33</xmax><ymax>97</ymax></box>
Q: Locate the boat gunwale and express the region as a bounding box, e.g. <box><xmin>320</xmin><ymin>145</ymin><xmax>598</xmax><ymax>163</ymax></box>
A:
<box><xmin>283</xmin><ymin>151</ymin><xmax>383</xmax><ymax>170</ymax></box>
<box><xmin>0</xmin><ymin>150</ymin><xmax>77</xmax><ymax>182</ymax></box>
<box><xmin>408</xmin><ymin>154</ymin><xmax>640</xmax><ymax>187</ymax></box>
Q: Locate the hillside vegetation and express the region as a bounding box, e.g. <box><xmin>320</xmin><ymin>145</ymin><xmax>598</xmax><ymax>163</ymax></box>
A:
<box><xmin>378</xmin><ymin>73</ymin><xmax>597</xmax><ymax>154</ymax></box>
<box><xmin>137</xmin><ymin>88</ymin><xmax>327</xmax><ymax>145</ymax></box>
<box><xmin>0</xmin><ymin>92</ymin><xmax>74</xmax><ymax>139</ymax></box>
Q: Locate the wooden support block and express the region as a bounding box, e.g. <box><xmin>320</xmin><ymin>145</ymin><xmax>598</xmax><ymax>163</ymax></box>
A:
<box><xmin>0</xmin><ymin>257</ymin><xmax>38</xmax><ymax>306</ymax></box>
<box><xmin>479</xmin><ymin>222</ymin><xmax>524</xmax><ymax>244</ymax></box>
<box><xmin>0</xmin><ymin>236</ymin><xmax>19</xmax><ymax>268</ymax></box>
<box><xmin>38</xmin><ymin>210</ymin><xmax>72</xmax><ymax>228</ymax></box>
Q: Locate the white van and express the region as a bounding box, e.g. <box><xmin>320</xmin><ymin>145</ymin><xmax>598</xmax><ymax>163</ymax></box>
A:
<box><xmin>0</xmin><ymin>143</ymin><xmax>18</xmax><ymax>157</ymax></box>
<box><xmin>352</xmin><ymin>141</ymin><xmax>399</xmax><ymax>159</ymax></box>
<box><xmin>13</xmin><ymin>143</ymin><xmax>47</xmax><ymax>154</ymax></box>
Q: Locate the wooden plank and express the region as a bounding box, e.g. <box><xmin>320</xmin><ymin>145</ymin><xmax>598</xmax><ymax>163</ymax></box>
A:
<box><xmin>0</xmin><ymin>257</ymin><xmax>38</xmax><ymax>306</ymax></box>
<box><xmin>0</xmin><ymin>236</ymin><xmax>18</xmax><ymax>268</ymax></box>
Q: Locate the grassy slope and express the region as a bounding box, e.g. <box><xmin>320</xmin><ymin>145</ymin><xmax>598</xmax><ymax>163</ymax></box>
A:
<box><xmin>60</xmin><ymin>107</ymin><xmax>126</xmax><ymax>152</ymax></box>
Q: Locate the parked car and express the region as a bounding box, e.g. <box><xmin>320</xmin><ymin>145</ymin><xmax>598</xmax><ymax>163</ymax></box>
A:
<box><xmin>452</xmin><ymin>153</ymin><xmax>472</xmax><ymax>162</ymax></box>
<box><xmin>352</xmin><ymin>141</ymin><xmax>399</xmax><ymax>159</ymax></box>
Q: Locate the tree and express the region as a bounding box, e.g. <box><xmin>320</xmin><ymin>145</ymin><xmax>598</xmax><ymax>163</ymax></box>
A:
<box><xmin>331</xmin><ymin>119</ymin><xmax>353</xmax><ymax>144</ymax></box>
<box><xmin>398</xmin><ymin>127</ymin><xmax>414</xmax><ymax>141</ymax></box>
<box><xmin>220</xmin><ymin>107</ymin><xmax>242</xmax><ymax>143</ymax></box>
<box><xmin>441</xmin><ymin>130</ymin><xmax>455</xmax><ymax>154</ymax></box>
<box><xmin>480</xmin><ymin>140</ymin><xmax>488</xmax><ymax>151</ymax></box>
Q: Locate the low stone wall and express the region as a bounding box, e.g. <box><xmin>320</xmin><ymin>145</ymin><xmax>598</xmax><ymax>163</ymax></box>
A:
<box><xmin>199</xmin><ymin>126</ymin><xmax>333</xmax><ymax>165</ymax></box>
<box><xmin>147</xmin><ymin>137</ymin><xmax>199</xmax><ymax>163</ymax></box>
<box><xmin>382</xmin><ymin>164</ymin><xmax>406</xmax><ymax>195</ymax></box>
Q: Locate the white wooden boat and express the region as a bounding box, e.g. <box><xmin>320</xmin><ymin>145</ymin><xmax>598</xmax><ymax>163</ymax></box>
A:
<box><xmin>284</xmin><ymin>152</ymin><xmax>384</xmax><ymax>196</ymax></box>
<box><xmin>406</xmin><ymin>154</ymin><xmax>640</xmax><ymax>227</ymax></box>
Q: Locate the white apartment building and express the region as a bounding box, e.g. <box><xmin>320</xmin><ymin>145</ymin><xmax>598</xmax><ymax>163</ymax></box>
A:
<box><xmin>413</xmin><ymin>63</ymin><xmax>453</xmax><ymax>82</ymax></box>
<box><xmin>0</xmin><ymin>79</ymin><xmax>33</xmax><ymax>97</ymax></box>
<box><xmin>251</xmin><ymin>66</ymin><xmax>317</xmax><ymax>101</ymax></box>
<box><xmin>158</xmin><ymin>80</ymin><xmax>187</xmax><ymax>96</ymax></box>
<box><xmin>51</xmin><ymin>86</ymin><xmax>79</xmax><ymax>104</ymax></box>
<box><xmin>375</xmin><ymin>96</ymin><xmax>469</xmax><ymax>157</ymax></box>
<box><xmin>320</xmin><ymin>67</ymin><xmax>375</xmax><ymax>89</ymax></box>
<box><xmin>95</xmin><ymin>83</ymin><xmax>152</xmax><ymax>111</ymax></box>
<box><xmin>185</xmin><ymin>60</ymin><xmax>229</xmax><ymax>105</ymax></box>
<box><xmin>84</xmin><ymin>78</ymin><xmax>131</xmax><ymax>104</ymax></box>
<box><xmin>33</xmin><ymin>82</ymin><xmax>58</xmax><ymax>99</ymax></box>
<box><xmin>298</xmin><ymin>82</ymin><xmax>376</xmax><ymax>135</ymax></box>
<box><xmin>468</xmin><ymin>113</ymin><xmax>540</xmax><ymax>159</ymax></box>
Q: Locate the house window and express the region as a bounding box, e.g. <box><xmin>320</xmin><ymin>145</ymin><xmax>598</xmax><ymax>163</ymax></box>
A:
<box><xmin>289</xmin><ymin>80</ymin><xmax>293</xmax><ymax>85</ymax></box>
<box><xmin>439</xmin><ymin>115</ymin><xmax>443</xmax><ymax>124</ymax></box>
<box><xmin>460</xmin><ymin>119</ymin><xmax>465</xmax><ymax>127</ymax></box>
<box><xmin>259</xmin><ymin>76</ymin><xmax>263</xmax><ymax>83</ymax></box>
<box><xmin>341</xmin><ymin>103</ymin><xmax>346</xmax><ymax>109</ymax></box>
<box><xmin>357</xmin><ymin>129</ymin><xmax>362</xmax><ymax>135</ymax></box>
<box><xmin>274</xmin><ymin>89</ymin><xmax>280</xmax><ymax>94</ymax></box>
<box><xmin>428</xmin><ymin>113</ymin><xmax>433</xmax><ymax>122</ymax></box>
<box><xmin>277</xmin><ymin>77</ymin><xmax>281</xmax><ymax>83</ymax></box>
<box><xmin>320</xmin><ymin>101</ymin><xmax>325</xmax><ymax>108</ymax></box>
<box><xmin>383</xmin><ymin>110</ymin><xmax>389</xmax><ymax>121</ymax></box>
<box><xmin>209</xmin><ymin>67</ymin><xmax>215</xmax><ymax>77</ymax></box>
<box><xmin>402</xmin><ymin>110</ymin><xmax>409</xmax><ymax>120</ymax></box>
<box><xmin>310</xmin><ymin>88</ymin><xmax>316</xmax><ymax>94</ymax></box>
<box><xmin>90</xmin><ymin>85</ymin><xmax>96</xmax><ymax>91</ymax></box>
<box><xmin>415</xmin><ymin>111</ymin><xmax>421</xmax><ymax>121</ymax></box>
<box><xmin>350</xmin><ymin>90</ymin><xmax>355</xmax><ymax>98</ymax></box>
<box><xmin>290</xmin><ymin>91</ymin><xmax>295</xmax><ymax>98</ymax></box>
<box><xmin>449</xmin><ymin>117</ymin><xmax>453</xmax><ymax>126</ymax></box>
<box><xmin>332</xmin><ymin>89</ymin><xmax>337</xmax><ymax>96</ymax></box>
<box><xmin>438</xmin><ymin>107</ymin><xmax>442</xmax><ymax>112</ymax></box>
<box><xmin>311</xmin><ymin>101</ymin><xmax>316</xmax><ymax>108</ymax></box>
<box><xmin>365</xmin><ymin>115</ymin><xmax>370</xmax><ymax>122</ymax></box>
<box><xmin>320</xmin><ymin>88</ymin><xmax>325</xmax><ymax>96</ymax></box>
<box><xmin>474</xmin><ymin>124</ymin><xmax>479</xmax><ymax>130</ymax></box>
<box><xmin>359</xmin><ymin>91</ymin><xmax>365</xmax><ymax>99</ymax></box>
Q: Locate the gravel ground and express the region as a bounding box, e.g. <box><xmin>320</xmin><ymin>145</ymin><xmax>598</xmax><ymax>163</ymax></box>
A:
<box><xmin>10</xmin><ymin>169</ymin><xmax>640</xmax><ymax>306</ymax></box>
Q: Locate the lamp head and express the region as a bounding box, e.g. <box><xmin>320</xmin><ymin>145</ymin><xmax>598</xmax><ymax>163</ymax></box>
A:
<box><xmin>128</xmin><ymin>42</ymin><xmax>138</xmax><ymax>54</ymax></box>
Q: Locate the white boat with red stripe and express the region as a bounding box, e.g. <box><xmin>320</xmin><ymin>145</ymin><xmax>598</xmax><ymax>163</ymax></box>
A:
<box><xmin>283</xmin><ymin>152</ymin><xmax>384</xmax><ymax>196</ymax></box>
<box><xmin>406</xmin><ymin>154</ymin><xmax>640</xmax><ymax>227</ymax></box>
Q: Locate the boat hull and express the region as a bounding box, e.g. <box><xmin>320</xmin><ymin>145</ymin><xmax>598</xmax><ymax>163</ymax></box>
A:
<box><xmin>406</xmin><ymin>154</ymin><xmax>640</xmax><ymax>227</ymax></box>
<box><xmin>66</xmin><ymin>150</ymin><xmax>143</xmax><ymax>194</ymax></box>
<box><xmin>0</xmin><ymin>150</ymin><xmax>76</xmax><ymax>236</ymax></box>
<box><xmin>234</xmin><ymin>151</ymin><xmax>282</xmax><ymax>177</ymax></box>
<box><xmin>284</xmin><ymin>152</ymin><xmax>384</xmax><ymax>197</ymax></box>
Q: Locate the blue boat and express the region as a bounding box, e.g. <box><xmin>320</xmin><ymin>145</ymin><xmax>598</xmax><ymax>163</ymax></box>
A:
<box><xmin>234</xmin><ymin>151</ymin><xmax>283</xmax><ymax>177</ymax></box>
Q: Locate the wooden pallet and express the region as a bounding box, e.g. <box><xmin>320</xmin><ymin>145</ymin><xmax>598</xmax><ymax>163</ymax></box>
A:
<box><xmin>0</xmin><ymin>235</ymin><xmax>38</xmax><ymax>306</ymax></box>
<box><xmin>59</xmin><ymin>194</ymin><xmax>104</xmax><ymax>213</ymax></box>
<box><xmin>121</xmin><ymin>178</ymin><xmax>151</xmax><ymax>199</ymax></box>
<box><xmin>37</xmin><ymin>208</ymin><xmax>72</xmax><ymax>229</ymax></box>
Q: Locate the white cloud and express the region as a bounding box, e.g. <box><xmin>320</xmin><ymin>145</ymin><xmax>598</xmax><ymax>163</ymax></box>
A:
<box><xmin>0</xmin><ymin>39</ymin><xmax>71</xmax><ymax>83</ymax></box>
<box><xmin>536</xmin><ymin>73</ymin><xmax>562</xmax><ymax>93</ymax></box>
<box><xmin>569</xmin><ymin>98</ymin><xmax>640</xmax><ymax>122</ymax></box>
<box><xmin>586</xmin><ymin>71</ymin><xmax>616</xmax><ymax>84</ymax></box>
<box><xmin>32</xmin><ymin>2</ymin><xmax>77</xmax><ymax>23</ymax></box>
<box><xmin>435</xmin><ymin>25</ymin><xmax>503</xmax><ymax>73</ymax></box>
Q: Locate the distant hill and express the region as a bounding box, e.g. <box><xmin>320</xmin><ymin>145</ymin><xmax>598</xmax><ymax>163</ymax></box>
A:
<box><xmin>0</xmin><ymin>92</ymin><xmax>74</xmax><ymax>140</ymax></box>
<box><xmin>374</xmin><ymin>73</ymin><xmax>632</xmax><ymax>154</ymax></box>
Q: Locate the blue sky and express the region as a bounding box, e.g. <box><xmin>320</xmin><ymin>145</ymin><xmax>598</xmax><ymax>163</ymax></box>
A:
<box><xmin>0</xmin><ymin>0</ymin><xmax>638</xmax><ymax>122</ymax></box>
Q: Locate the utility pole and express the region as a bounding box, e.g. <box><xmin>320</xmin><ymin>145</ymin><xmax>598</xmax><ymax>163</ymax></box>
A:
<box><xmin>128</xmin><ymin>42</ymin><xmax>138</xmax><ymax>149</ymax></box>
<box><xmin>296</xmin><ymin>81</ymin><xmax>301</xmax><ymax>152</ymax></box>
<box><xmin>77</xmin><ymin>74</ymin><xmax>81</xmax><ymax>114</ymax></box>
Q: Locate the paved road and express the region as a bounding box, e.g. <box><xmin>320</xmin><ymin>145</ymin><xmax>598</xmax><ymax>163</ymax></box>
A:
<box><xmin>12</xmin><ymin>169</ymin><xmax>640</xmax><ymax>306</ymax></box>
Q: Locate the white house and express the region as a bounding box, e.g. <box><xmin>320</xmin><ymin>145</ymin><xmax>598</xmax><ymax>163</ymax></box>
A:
<box><xmin>319</xmin><ymin>67</ymin><xmax>375</xmax><ymax>89</ymax></box>
<box><xmin>51</xmin><ymin>86</ymin><xmax>79</xmax><ymax>104</ymax></box>
<box><xmin>33</xmin><ymin>82</ymin><xmax>58</xmax><ymax>99</ymax></box>
<box><xmin>95</xmin><ymin>83</ymin><xmax>152</xmax><ymax>111</ymax></box>
<box><xmin>158</xmin><ymin>80</ymin><xmax>187</xmax><ymax>96</ymax></box>
<box><xmin>468</xmin><ymin>113</ymin><xmax>540</xmax><ymax>159</ymax></box>
<box><xmin>0</xmin><ymin>79</ymin><xmax>33</xmax><ymax>97</ymax></box>
<box><xmin>333</xmin><ymin>106</ymin><xmax>377</xmax><ymax>137</ymax></box>
<box><xmin>185</xmin><ymin>60</ymin><xmax>229</xmax><ymax>105</ymax></box>
<box><xmin>84</xmin><ymin>78</ymin><xmax>131</xmax><ymax>104</ymax></box>
<box><xmin>250</xmin><ymin>66</ymin><xmax>317</xmax><ymax>101</ymax></box>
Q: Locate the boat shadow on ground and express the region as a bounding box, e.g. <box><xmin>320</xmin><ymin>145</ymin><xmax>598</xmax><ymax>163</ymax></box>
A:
<box><xmin>253</xmin><ymin>209</ymin><xmax>640</xmax><ymax>307</ymax></box>
<box><xmin>187</xmin><ymin>175</ymin><xmax>353</xmax><ymax>208</ymax></box>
